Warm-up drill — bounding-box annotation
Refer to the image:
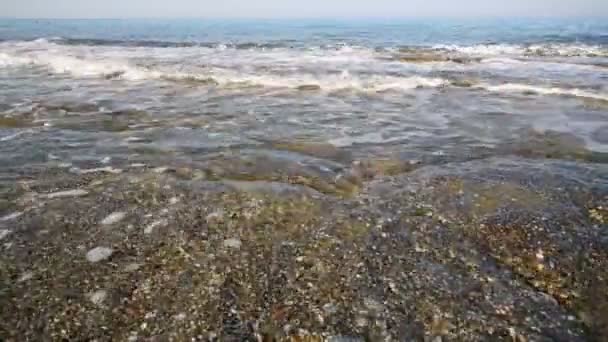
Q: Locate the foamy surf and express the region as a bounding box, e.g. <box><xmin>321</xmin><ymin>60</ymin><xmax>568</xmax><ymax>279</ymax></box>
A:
<box><xmin>477</xmin><ymin>83</ymin><xmax>608</xmax><ymax>102</ymax></box>
<box><xmin>433</xmin><ymin>43</ymin><xmax>608</xmax><ymax>57</ymax></box>
<box><xmin>0</xmin><ymin>51</ymin><xmax>448</xmax><ymax>91</ymax></box>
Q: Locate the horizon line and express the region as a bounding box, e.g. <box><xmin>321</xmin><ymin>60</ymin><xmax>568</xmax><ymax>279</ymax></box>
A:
<box><xmin>1</xmin><ymin>15</ymin><xmax>607</xmax><ymax>20</ymax></box>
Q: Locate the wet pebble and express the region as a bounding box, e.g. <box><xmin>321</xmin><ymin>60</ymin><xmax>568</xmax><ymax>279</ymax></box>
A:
<box><xmin>86</xmin><ymin>246</ymin><xmax>113</xmax><ymax>263</ymax></box>
<box><xmin>0</xmin><ymin>229</ymin><xmax>10</xmax><ymax>240</ymax></box>
<box><xmin>88</xmin><ymin>290</ymin><xmax>107</xmax><ymax>305</ymax></box>
<box><xmin>144</xmin><ymin>219</ymin><xmax>167</xmax><ymax>235</ymax></box>
<box><xmin>18</xmin><ymin>271</ymin><xmax>34</xmax><ymax>283</ymax></box>
<box><xmin>46</xmin><ymin>189</ymin><xmax>89</xmax><ymax>199</ymax></box>
<box><xmin>75</xmin><ymin>166</ymin><xmax>122</xmax><ymax>174</ymax></box>
<box><xmin>0</xmin><ymin>212</ymin><xmax>22</xmax><ymax>221</ymax></box>
<box><xmin>101</xmin><ymin>212</ymin><xmax>126</xmax><ymax>225</ymax></box>
<box><xmin>153</xmin><ymin>167</ymin><xmax>169</xmax><ymax>174</ymax></box>
<box><xmin>124</xmin><ymin>263</ymin><xmax>142</xmax><ymax>272</ymax></box>
<box><xmin>223</xmin><ymin>238</ymin><xmax>242</xmax><ymax>249</ymax></box>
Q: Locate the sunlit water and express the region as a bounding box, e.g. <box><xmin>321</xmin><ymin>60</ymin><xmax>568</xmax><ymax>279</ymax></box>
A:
<box><xmin>1</xmin><ymin>18</ymin><xmax>607</xmax><ymax>185</ymax></box>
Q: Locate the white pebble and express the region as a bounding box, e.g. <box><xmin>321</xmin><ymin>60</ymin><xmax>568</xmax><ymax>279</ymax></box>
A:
<box><xmin>124</xmin><ymin>263</ymin><xmax>142</xmax><ymax>272</ymax></box>
<box><xmin>88</xmin><ymin>290</ymin><xmax>107</xmax><ymax>305</ymax></box>
<box><xmin>153</xmin><ymin>167</ymin><xmax>169</xmax><ymax>174</ymax></box>
<box><xmin>77</xmin><ymin>166</ymin><xmax>122</xmax><ymax>174</ymax></box>
<box><xmin>0</xmin><ymin>229</ymin><xmax>10</xmax><ymax>241</ymax></box>
<box><xmin>1</xmin><ymin>212</ymin><xmax>22</xmax><ymax>221</ymax></box>
<box><xmin>46</xmin><ymin>189</ymin><xmax>88</xmax><ymax>199</ymax></box>
<box><xmin>536</xmin><ymin>249</ymin><xmax>545</xmax><ymax>260</ymax></box>
<box><xmin>18</xmin><ymin>271</ymin><xmax>34</xmax><ymax>282</ymax></box>
<box><xmin>144</xmin><ymin>219</ymin><xmax>167</xmax><ymax>235</ymax></box>
<box><xmin>101</xmin><ymin>212</ymin><xmax>126</xmax><ymax>225</ymax></box>
<box><xmin>86</xmin><ymin>246</ymin><xmax>113</xmax><ymax>263</ymax></box>
<box><xmin>101</xmin><ymin>156</ymin><xmax>111</xmax><ymax>164</ymax></box>
<box><xmin>223</xmin><ymin>238</ymin><xmax>242</xmax><ymax>249</ymax></box>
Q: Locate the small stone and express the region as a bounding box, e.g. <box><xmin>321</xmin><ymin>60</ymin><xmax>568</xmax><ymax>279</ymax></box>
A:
<box><xmin>174</xmin><ymin>313</ymin><xmax>187</xmax><ymax>321</ymax></box>
<box><xmin>101</xmin><ymin>212</ymin><xmax>126</xmax><ymax>225</ymax></box>
<box><xmin>169</xmin><ymin>197</ymin><xmax>180</xmax><ymax>205</ymax></box>
<box><xmin>363</xmin><ymin>298</ymin><xmax>384</xmax><ymax>312</ymax></box>
<box><xmin>322</xmin><ymin>303</ymin><xmax>338</xmax><ymax>314</ymax></box>
<box><xmin>535</xmin><ymin>249</ymin><xmax>544</xmax><ymax>261</ymax></box>
<box><xmin>1</xmin><ymin>212</ymin><xmax>22</xmax><ymax>221</ymax></box>
<box><xmin>124</xmin><ymin>263</ymin><xmax>142</xmax><ymax>272</ymax></box>
<box><xmin>0</xmin><ymin>229</ymin><xmax>10</xmax><ymax>240</ymax></box>
<box><xmin>144</xmin><ymin>219</ymin><xmax>168</xmax><ymax>235</ymax></box>
<box><xmin>18</xmin><ymin>271</ymin><xmax>34</xmax><ymax>282</ymax></box>
<box><xmin>86</xmin><ymin>246</ymin><xmax>113</xmax><ymax>263</ymax></box>
<box><xmin>46</xmin><ymin>189</ymin><xmax>88</xmax><ymax>199</ymax></box>
<box><xmin>206</xmin><ymin>210</ymin><xmax>224</xmax><ymax>223</ymax></box>
<box><xmin>355</xmin><ymin>316</ymin><xmax>368</xmax><ymax>327</ymax></box>
<box><xmin>153</xmin><ymin>167</ymin><xmax>169</xmax><ymax>174</ymax></box>
<box><xmin>77</xmin><ymin>166</ymin><xmax>122</xmax><ymax>174</ymax></box>
<box><xmin>101</xmin><ymin>156</ymin><xmax>111</xmax><ymax>164</ymax></box>
<box><xmin>88</xmin><ymin>290</ymin><xmax>107</xmax><ymax>305</ymax></box>
<box><xmin>223</xmin><ymin>238</ymin><xmax>242</xmax><ymax>249</ymax></box>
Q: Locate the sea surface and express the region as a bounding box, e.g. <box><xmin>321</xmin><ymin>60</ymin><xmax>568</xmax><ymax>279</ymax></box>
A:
<box><xmin>1</xmin><ymin>19</ymin><xmax>608</xmax><ymax>180</ymax></box>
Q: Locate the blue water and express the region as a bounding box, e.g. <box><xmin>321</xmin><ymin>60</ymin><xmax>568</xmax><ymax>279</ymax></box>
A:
<box><xmin>0</xmin><ymin>18</ymin><xmax>608</xmax><ymax>179</ymax></box>
<box><xmin>1</xmin><ymin>18</ymin><xmax>607</xmax><ymax>46</ymax></box>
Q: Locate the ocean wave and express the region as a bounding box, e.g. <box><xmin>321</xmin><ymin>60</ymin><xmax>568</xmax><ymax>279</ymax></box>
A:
<box><xmin>476</xmin><ymin>83</ymin><xmax>608</xmax><ymax>102</ymax></box>
<box><xmin>2</xmin><ymin>50</ymin><xmax>606</xmax><ymax>99</ymax></box>
<box><xmin>6</xmin><ymin>36</ymin><xmax>607</xmax><ymax>58</ymax></box>
<box><xmin>432</xmin><ymin>43</ymin><xmax>608</xmax><ymax>57</ymax></box>
<box><xmin>0</xmin><ymin>51</ymin><xmax>447</xmax><ymax>91</ymax></box>
<box><xmin>57</xmin><ymin>38</ymin><xmax>299</xmax><ymax>50</ymax></box>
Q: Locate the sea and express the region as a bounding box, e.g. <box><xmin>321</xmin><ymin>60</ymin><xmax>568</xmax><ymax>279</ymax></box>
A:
<box><xmin>1</xmin><ymin>18</ymin><xmax>608</xmax><ymax>181</ymax></box>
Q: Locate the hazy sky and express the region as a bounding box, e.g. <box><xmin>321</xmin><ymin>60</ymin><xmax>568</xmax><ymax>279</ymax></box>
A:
<box><xmin>2</xmin><ymin>0</ymin><xmax>608</xmax><ymax>18</ymax></box>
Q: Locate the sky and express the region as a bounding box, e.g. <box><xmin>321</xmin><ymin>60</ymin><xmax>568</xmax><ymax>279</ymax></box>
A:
<box><xmin>1</xmin><ymin>0</ymin><xmax>608</xmax><ymax>18</ymax></box>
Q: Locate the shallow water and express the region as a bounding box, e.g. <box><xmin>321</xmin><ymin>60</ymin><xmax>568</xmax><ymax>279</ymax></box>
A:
<box><xmin>1</xmin><ymin>19</ymin><xmax>608</xmax><ymax>185</ymax></box>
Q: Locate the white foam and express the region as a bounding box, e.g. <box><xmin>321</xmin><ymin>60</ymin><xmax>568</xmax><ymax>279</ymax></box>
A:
<box><xmin>0</xmin><ymin>130</ymin><xmax>31</xmax><ymax>142</ymax></box>
<box><xmin>478</xmin><ymin>83</ymin><xmax>608</xmax><ymax>102</ymax></box>
<box><xmin>0</xmin><ymin>50</ymin><xmax>447</xmax><ymax>92</ymax></box>
<box><xmin>433</xmin><ymin>43</ymin><xmax>608</xmax><ymax>57</ymax></box>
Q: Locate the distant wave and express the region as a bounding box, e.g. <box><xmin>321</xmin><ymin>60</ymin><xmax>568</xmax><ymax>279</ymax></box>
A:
<box><xmin>432</xmin><ymin>43</ymin><xmax>608</xmax><ymax>58</ymax></box>
<box><xmin>0</xmin><ymin>52</ymin><xmax>447</xmax><ymax>91</ymax></box>
<box><xmin>56</xmin><ymin>37</ymin><xmax>299</xmax><ymax>50</ymax></box>
<box><xmin>476</xmin><ymin>83</ymin><xmax>608</xmax><ymax>102</ymax></box>
<box><xmin>1</xmin><ymin>49</ymin><xmax>607</xmax><ymax>101</ymax></box>
<box><xmin>6</xmin><ymin>37</ymin><xmax>306</xmax><ymax>50</ymax></box>
<box><xmin>4</xmin><ymin>36</ymin><xmax>608</xmax><ymax>58</ymax></box>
